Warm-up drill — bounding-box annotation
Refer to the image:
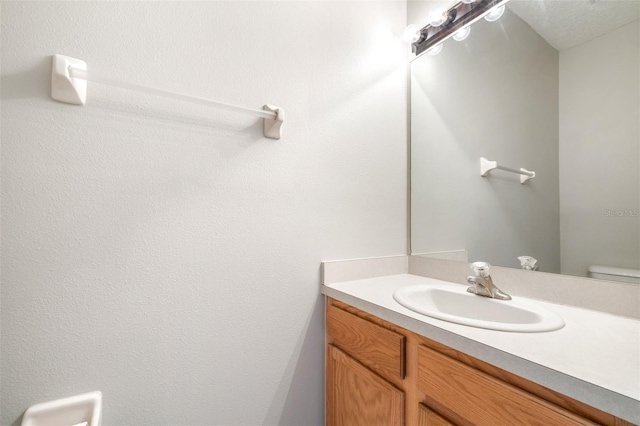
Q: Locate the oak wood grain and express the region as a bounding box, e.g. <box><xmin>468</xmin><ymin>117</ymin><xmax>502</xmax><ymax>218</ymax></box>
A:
<box><xmin>418</xmin><ymin>403</ymin><xmax>456</xmax><ymax>426</ymax></box>
<box><xmin>417</xmin><ymin>344</ymin><xmax>598</xmax><ymax>425</ymax></box>
<box><xmin>327</xmin><ymin>345</ymin><xmax>404</xmax><ymax>426</ymax></box>
<box><xmin>327</xmin><ymin>303</ymin><xmax>405</xmax><ymax>382</ymax></box>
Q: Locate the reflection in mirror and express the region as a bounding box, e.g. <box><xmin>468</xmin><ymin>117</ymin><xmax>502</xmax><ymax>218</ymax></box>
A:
<box><xmin>410</xmin><ymin>0</ymin><xmax>639</xmax><ymax>280</ymax></box>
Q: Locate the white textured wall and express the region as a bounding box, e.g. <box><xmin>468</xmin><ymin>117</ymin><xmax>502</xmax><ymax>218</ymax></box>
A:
<box><xmin>559</xmin><ymin>20</ymin><xmax>640</xmax><ymax>276</ymax></box>
<box><xmin>0</xmin><ymin>2</ymin><xmax>408</xmax><ymax>425</ymax></box>
<box><xmin>410</xmin><ymin>8</ymin><xmax>561</xmax><ymax>272</ymax></box>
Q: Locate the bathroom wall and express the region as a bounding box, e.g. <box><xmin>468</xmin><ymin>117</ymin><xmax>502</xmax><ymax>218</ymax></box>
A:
<box><xmin>0</xmin><ymin>2</ymin><xmax>408</xmax><ymax>425</ymax></box>
<box><xmin>410</xmin><ymin>8</ymin><xmax>561</xmax><ymax>272</ymax></box>
<box><xmin>559</xmin><ymin>19</ymin><xmax>640</xmax><ymax>276</ymax></box>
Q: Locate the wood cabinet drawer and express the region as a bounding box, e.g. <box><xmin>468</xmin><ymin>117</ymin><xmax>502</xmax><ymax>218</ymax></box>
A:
<box><xmin>417</xmin><ymin>345</ymin><xmax>597</xmax><ymax>425</ymax></box>
<box><xmin>326</xmin><ymin>304</ymin><xmax>405</xmax><ymax>382</ymax></box>
<box><xmin>327</xmin><ymin>345</ymin><xmax>404</xmax><ymax>426</ymax></box>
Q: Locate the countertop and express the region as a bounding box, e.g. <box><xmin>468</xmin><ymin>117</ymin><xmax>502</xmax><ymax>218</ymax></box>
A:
<box><xmin>322</xmin><ymin>273</ymin><xmax>640</xmax><ymax>424</ymax></box>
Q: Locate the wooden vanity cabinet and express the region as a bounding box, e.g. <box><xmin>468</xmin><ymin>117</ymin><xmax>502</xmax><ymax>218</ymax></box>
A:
<box><xmin>325</xmin><ymin>298</ymin><xmax>635</xmax><ymax>426</ymax></box>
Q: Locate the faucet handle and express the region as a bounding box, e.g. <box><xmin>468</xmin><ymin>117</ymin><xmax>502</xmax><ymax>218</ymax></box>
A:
<box><xmin>470</xmin><ymin>261</ymin><xmax>491</xmax><ymax>277</ymax></box>
<box><xmin>517</xmin><ymin>256</ymin><xmax>538</xmax><ymax>270</ymax></box>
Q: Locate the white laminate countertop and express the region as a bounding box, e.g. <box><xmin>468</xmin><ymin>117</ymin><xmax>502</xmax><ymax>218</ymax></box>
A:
<box><xmin>322</xmin><ymin>274</ymin><xmax>640</xmax><ymax>424</ymax></box>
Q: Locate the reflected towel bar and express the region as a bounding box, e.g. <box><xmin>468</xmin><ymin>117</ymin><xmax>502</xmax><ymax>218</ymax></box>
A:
<box><xmin>50</xmin><ymin>54</ymin><xmax>284</xmax><ymax>139</ymax></box>
<box><xmin>480</xmin><ymin>157</ymin><xmax>535</xmax><ymax>184</ymax></box>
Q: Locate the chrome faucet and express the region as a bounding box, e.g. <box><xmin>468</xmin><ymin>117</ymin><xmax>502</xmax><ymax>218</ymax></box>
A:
<box><xmin>466</xmin><ymin>262</ymin><xmax>511</xmax><ymax>300</ymax></box>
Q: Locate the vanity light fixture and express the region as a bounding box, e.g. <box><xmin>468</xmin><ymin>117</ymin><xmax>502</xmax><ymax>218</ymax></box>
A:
<box><xmin>484</xmin><ymin>4</ymin><xmax>506</xmax><ymax>22</ymax></box>
<box><xmin>453</xmin><ymin>26</ymin><xmax>471</xmax><ymax>41</ymax></box>
<box><xmin>407</xmin><ymin>0</ymin><xmax>511</xmax><ymax>57</ymax></box>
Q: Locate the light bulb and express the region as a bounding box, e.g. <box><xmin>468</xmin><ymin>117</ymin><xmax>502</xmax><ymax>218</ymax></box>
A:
<box><xmin>403</xmin><ymin>24</ymin><xmax>422</xmax><ymax>44</ymax></box>
<box><xmin>453</xmin><ymin>26</ymin><xmax>471</xmax><ymax>41</ymax></box>
<box><xmin>428</xmin><ymin>9</ymin><xmax>449</xmax><ymax>27</ymax></box>
<box><xmin>484</xmin><ymin>4</ymin><xmax>505</xmax><ymax>22</ymax></box>
<box><xmin>427</xmin><ymin>43</ymin><xmax>443</xmax><ymax>56</ymax></box>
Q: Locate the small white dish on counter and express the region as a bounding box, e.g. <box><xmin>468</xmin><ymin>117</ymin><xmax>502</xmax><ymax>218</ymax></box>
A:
<box><xmin>393</xmin><ymin>284</ymin><xmax>565</xmax><ymax>332</ymax></box>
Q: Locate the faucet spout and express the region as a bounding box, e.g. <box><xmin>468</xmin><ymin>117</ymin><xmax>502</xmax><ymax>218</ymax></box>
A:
<box><xmin>466</xmin><ymin>262</ymin><xmax>511</xmax><ymax>300</ymax></box>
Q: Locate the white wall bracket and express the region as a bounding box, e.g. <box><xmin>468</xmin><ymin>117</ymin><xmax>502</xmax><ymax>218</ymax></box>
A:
<box><xmin>50</xmin><ymin>54</ymin><xmax>284</xmax><ymax>140</ymax></box>
<box><xmin>21</xmin><ymin>391</ymin><xmax>102</xmax><ymax>426</ymax></box>
<box><xmin>51</xmin><ymin>54</ymin><xmax>87</xmax><ymax>105</ymax></box>
<box><xmin>480</xmin><ymin>157</ymin><xmax>535</xmax><ymax>184</ymax></box>
<box><xmin>518</xmin><ymin>168</ymin><xmax>535</xmax><ymax>184</ymax></box>
<box><xmin>262</xmin><ymin>104</ymin><xmax>284</xmax><ymax>140</ymax></box>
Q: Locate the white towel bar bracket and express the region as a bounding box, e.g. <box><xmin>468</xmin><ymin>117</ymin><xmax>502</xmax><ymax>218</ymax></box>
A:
<box><xmin>262</xmin><ymin>104</ymin><xmax>284</xmax><ymax>140</ymax></box>
<box><xmin>50</xmin><ymin>54</ymin><xmax>284</xmax><ymax>140</ymax></box>
<box><xmin>51</xmin><ymin>54</ymin><xmax>87</xmax><ymax>105</ymax></box>
<box><xmin>480</xmin><ymin>157</ymin><xmax>535</xmax><ymax>184</ymax></box>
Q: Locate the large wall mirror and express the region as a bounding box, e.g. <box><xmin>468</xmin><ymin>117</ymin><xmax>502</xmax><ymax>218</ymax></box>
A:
<box><xmin>410</xmin><ymin>0</ymin><xmax>639</xmax><ymax>278</ymax></box>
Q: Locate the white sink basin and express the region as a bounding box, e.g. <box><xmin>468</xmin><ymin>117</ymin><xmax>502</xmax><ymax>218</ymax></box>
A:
<box><xmin>393</xmin><ymin>284</ymin><xmax>565</xmax><ymax>332</ymax></box>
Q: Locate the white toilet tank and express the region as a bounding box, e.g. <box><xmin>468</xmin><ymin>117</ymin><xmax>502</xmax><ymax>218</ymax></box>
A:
<box><xmin>588</xmin><ymin>265</ymin><xmax>640</xmax><ymax>284</ymax></box>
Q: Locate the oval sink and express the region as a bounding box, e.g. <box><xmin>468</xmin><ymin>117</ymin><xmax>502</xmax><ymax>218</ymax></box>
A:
<box><xmin>393</xmin><ymin>284</ymin><xmax>565</xmax><ymax>332</ymax></box>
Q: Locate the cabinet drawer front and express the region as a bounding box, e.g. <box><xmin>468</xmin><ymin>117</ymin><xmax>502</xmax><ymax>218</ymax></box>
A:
<box><xmin>417</xmin><ymin>345</ymin><xmax>596</xmax><ymax>426</ymax></box>
<box><xmin>327</xmin><ymin>345</ymin><xmax>404</xmax><ymax>426</ymax></box>
<box><xmin>327</xmin><ymin>304</ymin><xmax>405</xmax><ymax>381</ymax></box>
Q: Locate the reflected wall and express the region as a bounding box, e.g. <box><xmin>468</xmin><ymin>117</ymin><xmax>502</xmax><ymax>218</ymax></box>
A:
<box><xmin>411</xmin><ymin>9</ymin><xmax>561</xmax><ymax>272</ymax></box>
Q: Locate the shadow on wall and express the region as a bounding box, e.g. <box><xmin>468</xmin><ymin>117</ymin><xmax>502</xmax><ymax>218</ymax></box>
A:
<box><xmin>1</xmin><ymin>55</ymin><xmax>267</xmax><ymax>144</ymax></box>
<box><xmin>76</xmin><ymin>98</ymin><xmax>264</xmax><ymax>145</ymax></box>
<box><xmin>11</xmin><ymin>414</ymin><xmax>23</xmax><ymax>426</ymax></box>
<box><xmin>263</xmin><ymin>294</ymin><xmax>325</xmax><ymax>426</ymax></box>
<box><xmin>1</xmin><ymin>57</ymin><xmax>51</xmax><ymax>101</ymax></box>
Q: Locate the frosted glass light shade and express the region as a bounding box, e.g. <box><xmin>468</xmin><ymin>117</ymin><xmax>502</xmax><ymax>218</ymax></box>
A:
<box><xmin>403</xmin><ymin>24</ymin><xmax>422</xmax><ymax>44</ymax></box>
<box><xmin>453</xmin><ymin>26</ymin><xmax>471</xmax><ymax>41</ymax></box>
<box><xmin>484</xmin><ymin>4</ymin><xmax>505</xmax><ymax>22</ymax></box>
<box><xmin>428</xmin><ymin>9</ymin><xmax>449</xmax><ymax>27</ymax></box>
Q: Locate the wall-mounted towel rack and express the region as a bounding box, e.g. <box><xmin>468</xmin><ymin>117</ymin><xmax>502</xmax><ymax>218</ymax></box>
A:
<box><xmin>50</xmin><ymin>54</ymin><xmax>284</xmax><ymax>140</ymax></box>
<box><xmin>480</xmin><ymin>157</ymin><xmax>535</xmax><ymax>184</ymax></box>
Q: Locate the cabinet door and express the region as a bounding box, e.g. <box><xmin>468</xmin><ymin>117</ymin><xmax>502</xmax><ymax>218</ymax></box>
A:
<box><xmin>418</xmin><ymin>404</ymin><xmax>456</xmax><ymax>426</ymax></box>
<box><xmin>327</xmin><ymin>345</ymin><xmax>404</xmax><ymax>426</ymax></box>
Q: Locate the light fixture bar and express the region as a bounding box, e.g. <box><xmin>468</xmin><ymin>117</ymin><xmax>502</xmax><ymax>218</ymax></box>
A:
<box><xmin>412</xmin><ymin>0</ymin><xmax>512</xmax><ymax>58</ymax></box>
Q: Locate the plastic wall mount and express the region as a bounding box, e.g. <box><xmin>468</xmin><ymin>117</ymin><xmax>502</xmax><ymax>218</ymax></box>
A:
<box><xmin>51</xmin><ymin>54</ymin><xmax>87</xmax><ymax>105</ymax></box>
<box><xmin>21</xmin><ymin>391</ymin><xmax>102</xmax><ymax>426</ymax></box>
<box><xmin>263</xmin><ymin>104</ymin><xmax>284</xmax><ymax>140</ymax></box>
